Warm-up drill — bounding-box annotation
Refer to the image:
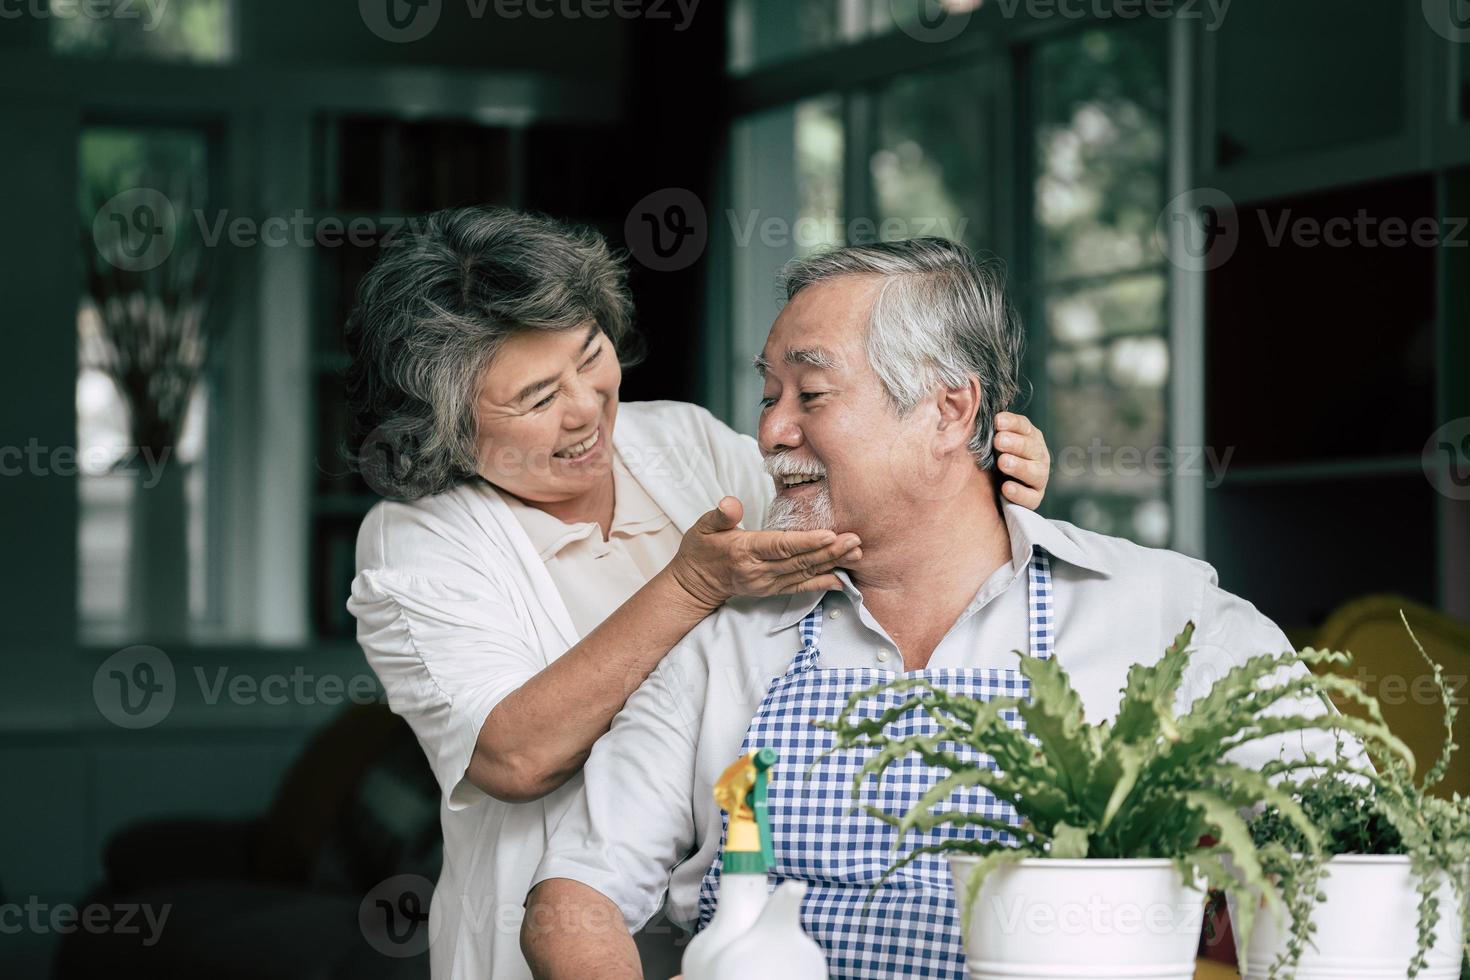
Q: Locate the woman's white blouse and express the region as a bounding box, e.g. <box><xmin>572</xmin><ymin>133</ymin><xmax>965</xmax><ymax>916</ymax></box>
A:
<box><xmin>347</xmin><ymin>401</ymin><xmax>772</xmax><ymax>980</ymax></box>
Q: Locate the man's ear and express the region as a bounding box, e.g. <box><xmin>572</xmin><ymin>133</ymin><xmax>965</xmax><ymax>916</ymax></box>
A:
<box><xmin>933</xmin><ymin>377</ymin><xmax>983</xmax><ymax>454</ymax></box>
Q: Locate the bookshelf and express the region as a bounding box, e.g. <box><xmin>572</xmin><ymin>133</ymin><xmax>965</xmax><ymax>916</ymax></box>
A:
<box><xmin>307</xmin><ymin>114</ymin><xmax>521</xmax><ymax>639</ymax></box>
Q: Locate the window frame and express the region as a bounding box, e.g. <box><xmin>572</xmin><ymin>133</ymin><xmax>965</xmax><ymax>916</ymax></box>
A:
<box><xmin>74</xmin><ymin>110</ymin><xmax>231</xmax><ymax>645</ymax></box>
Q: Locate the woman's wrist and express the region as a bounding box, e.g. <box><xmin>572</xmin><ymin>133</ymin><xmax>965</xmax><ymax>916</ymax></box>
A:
<box><xmin>660</xmin><ymin>557</ymin><xmax>727</xmax><ymax>617</ymax></box>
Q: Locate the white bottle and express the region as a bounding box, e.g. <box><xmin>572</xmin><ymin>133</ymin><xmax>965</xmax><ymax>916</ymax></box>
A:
<box><xmin>680</xmin><ymin>872</ymin><xmax>769</xmax><ymax>978</ymax></box>
<box><xmin>707</xmin><ymin>880</ymin><xmax>827</xmax><ymax>980</ymax></box>
<box><xmin>681</xmin><ymin>750</ymin><xmax>827</xmax><ymax>980</ymax></box>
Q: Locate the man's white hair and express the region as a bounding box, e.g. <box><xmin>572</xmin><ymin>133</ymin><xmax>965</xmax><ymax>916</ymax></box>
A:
<box><xmin>778</xmin><ymin>237</ymin><xmax>1025</xmax><ymax>471</ymax></box>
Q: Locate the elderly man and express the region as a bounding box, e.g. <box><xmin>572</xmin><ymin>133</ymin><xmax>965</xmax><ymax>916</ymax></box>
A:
<box><xmin>520</xmin><ymin>238</ymin><xmax>1333</xmax><ymax>980</ymax></box>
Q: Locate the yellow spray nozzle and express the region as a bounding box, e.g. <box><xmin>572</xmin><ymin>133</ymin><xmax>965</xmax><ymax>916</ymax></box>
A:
<box><xmin>713</xmin><ymin>747</ymin><xmax>777</xmax><ymax>874</ymax></box>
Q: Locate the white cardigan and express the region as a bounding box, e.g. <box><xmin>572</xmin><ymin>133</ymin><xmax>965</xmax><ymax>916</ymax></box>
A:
<box><xmin>348</xmin><ymin>400</ymin><xmax>772</xmax><ymax>980</ymax></box>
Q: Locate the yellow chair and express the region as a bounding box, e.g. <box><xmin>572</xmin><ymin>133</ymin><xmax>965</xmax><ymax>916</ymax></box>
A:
<box><xmin>1311</xmin><ymin>595</ymin><xmax>1470</xmax><ymax>800</ymax></box>
<box><xmin>1185</xmin><ymin>598</ymin><xmax>1469</xmax><ymax>980</ymax></box>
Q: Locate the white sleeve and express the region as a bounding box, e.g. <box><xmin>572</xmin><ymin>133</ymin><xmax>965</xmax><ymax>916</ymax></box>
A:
<box><xmin>1186</xmin><ymin>572</ymin><xmax>1351</xmax><ymax>774</ymax></box>
<box><xmin>530</xmin><ymin>644</ymin><xmax>707</xmax><ymax>931</ymax></box>
<box><xmin>348</xmin><ymin>508</ymin><xmax>546</xmax><ymax>809</ymax></box>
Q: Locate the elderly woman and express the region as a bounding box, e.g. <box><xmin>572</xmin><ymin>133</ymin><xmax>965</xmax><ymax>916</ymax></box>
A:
<box><xmin>344</xmin><ymin>207</ymin><xmax>1051</xmax><ymax>980</ymax></box>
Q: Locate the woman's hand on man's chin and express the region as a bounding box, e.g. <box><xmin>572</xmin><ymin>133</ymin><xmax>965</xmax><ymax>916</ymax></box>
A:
<box><xmin>666</xmin><ymin>496</ymin><xmax>863</xmax><ymax>608</ymax></box>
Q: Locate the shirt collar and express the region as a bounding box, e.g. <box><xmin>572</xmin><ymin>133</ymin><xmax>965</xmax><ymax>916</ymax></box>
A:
<box><xmin>607</xmin><ymin>447</ymin><xmax>669</xmax><ymax>534</ymax></box>
<box><xmin>1001</xmin><ymin>502</ymin><xmax>1113</xmax><ymax>579</ymax></box>
<box><xmin>499</xmin><ymin>448</ymin><xmax>671</xmax><ymax>562</ymax></box>
<box><xmin>764</xmin><ymin>568</ymin><xmax>863</xmax><ymax>636</ymax></box>
<box><xmin>764</xmin><ymin>502</ymin><xmax>1113</xmax><ymax>635</ymax></box>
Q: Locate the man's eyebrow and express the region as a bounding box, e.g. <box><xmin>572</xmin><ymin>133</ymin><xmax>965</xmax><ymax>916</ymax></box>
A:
<box><xmin>513</xmin><ymin>322</ymin><xmax>600</xmax><ymax>404</ymax></box>
<box><xmin>752</xmin><ymin>346</ymin><xmax>840</xmax><ymax>377</ymax></box>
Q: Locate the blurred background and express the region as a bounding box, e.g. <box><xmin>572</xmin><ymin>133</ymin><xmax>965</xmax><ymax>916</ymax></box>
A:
<box><xmin>1</xmin><ymin>0</ymin><xmax>1468</xmax><ymax>976</ymax></box>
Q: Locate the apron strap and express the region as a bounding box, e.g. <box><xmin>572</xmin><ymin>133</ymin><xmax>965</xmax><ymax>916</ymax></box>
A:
<box><xmin>787</xmin><ymin>603</ymin><xmax>824</xmax><ymax>674</ymax></box>
<box><xmin>1027</xmin><ymin>546</ymin><xmax>1055</xmax><ymax>661</ymax></box>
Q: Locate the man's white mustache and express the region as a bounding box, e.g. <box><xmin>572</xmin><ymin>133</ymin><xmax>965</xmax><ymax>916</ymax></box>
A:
<box><xmin>763</xmin><ymin>451</ymin><xmax>826</xmax><ymax>480</ymax></box>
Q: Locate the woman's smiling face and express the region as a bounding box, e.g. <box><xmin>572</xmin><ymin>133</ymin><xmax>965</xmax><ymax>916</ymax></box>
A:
<box><xmin>472</xmin><ymin>321</ymin><xmax>622</xmax><ymax>506</ymax></box>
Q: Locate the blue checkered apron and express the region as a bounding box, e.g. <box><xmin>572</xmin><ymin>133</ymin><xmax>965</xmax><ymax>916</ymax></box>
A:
<box><xmin>696</xmin><ymin>548</ymin><xmax>1055</xmax><ymax>980</ymax></box>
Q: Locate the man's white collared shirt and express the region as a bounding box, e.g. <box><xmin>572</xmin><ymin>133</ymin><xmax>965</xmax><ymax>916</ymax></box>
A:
<box><xmin>531</xmin><ymin>503</ymin><xmax>1341</xmax><ymax>931</ymax></box>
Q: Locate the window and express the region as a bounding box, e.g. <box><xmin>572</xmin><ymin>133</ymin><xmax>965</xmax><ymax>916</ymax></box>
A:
<box><xmin>721</xmin><ymin>13</ymin><xmax>1173</xmax><ymax>547</ymax></box>
<box><xmin>872</xmin><ymin>63</ymin><xmax>995</xmax><ymax>252</ymax></box>
<box><xmin>726</xmin><ymin>96</ymin><xmax>845</xmax><ymax>430</ymax></box>
<box><xmin>51</xmin><ymin>0</ymin><xmax>235</xmax><ymax>62</ymax></box>
<box><xmin>77</xmin><ymin>124</ymin><xmax>216</xmax><ymax>642</ymax></box>
<box><xmin>724</xmin><ymin>69</ymin><xmax>998</xmax><ymax>430</ymax></box>
<box><xmin>1029</xmin><ymin>26</ymin><xmax>1170</xmax><ymax>545</ymax></box>
<box><xmin>728</xmin><ymin>0</ymin><xmax>874</xmax><ymax>73</ymax></box>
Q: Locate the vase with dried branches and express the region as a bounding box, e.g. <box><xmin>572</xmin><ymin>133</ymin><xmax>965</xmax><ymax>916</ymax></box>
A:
<box><xmin>81</xmin><ymin>169</ymin><xmax>214</xmax><ymax>640</ymax></box>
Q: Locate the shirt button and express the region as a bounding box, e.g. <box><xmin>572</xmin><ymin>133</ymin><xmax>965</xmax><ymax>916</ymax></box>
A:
<box><xmin>877</xmin><ymin>650</ymin><xmax>889</xmax><ymax>663</ymax></box>
<box><xmin>828</xmin><ymin>608</ymin><xmax>841</xmax><ymax>619</ymax></box>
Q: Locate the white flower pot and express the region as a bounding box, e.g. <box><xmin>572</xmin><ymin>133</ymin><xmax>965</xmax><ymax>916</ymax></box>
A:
<box><xmin>1229</xmin><ymin>854</ymin><xmax>1466</xmax><ymax>980</ymax></box>
<box><xmin>948</xmin><ymin>856</ymin><xmax>1206</xmax><ymax>980</ymax></box>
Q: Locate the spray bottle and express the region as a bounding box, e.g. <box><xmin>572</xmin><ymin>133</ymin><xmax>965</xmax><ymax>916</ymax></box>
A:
<box><xmin>680</xmin><ymin>748</ymin><xmax>827</xmax><ymax>980</ymax></box>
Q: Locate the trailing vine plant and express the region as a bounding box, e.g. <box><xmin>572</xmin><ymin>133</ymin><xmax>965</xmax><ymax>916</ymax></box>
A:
<box><xmin>1249</xmin><ymin>614</ymin><xmax>1470</xmax><ymax>979</ymax></box>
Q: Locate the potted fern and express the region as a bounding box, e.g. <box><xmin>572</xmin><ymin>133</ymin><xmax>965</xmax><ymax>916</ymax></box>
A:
<box><xmin>1236</xmin><ymin>616</ymin><xmax>1470</xmax><ymax>980</ymax></box>
<box><xmin>818</xmin><ymin>623</ymin><xmax>1410</xmax><ymax>980</ymax></box>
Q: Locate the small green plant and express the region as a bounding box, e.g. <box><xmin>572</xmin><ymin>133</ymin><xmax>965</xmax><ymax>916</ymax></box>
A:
<box><xmin>1249</xmin><ymin>615</ymin><xmax>1470</xmax><ymax>979</ymax></box>
<box><xmin>816</xmin><ymin>622</ymin><xmax>1412</xmax><ymax>969</ymax></box>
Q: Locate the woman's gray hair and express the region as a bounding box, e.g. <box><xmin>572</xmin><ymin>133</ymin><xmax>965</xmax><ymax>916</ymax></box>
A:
<box><xmin>779</xmin><ymin>237</ymin><xmax>1024</xmax><ymax>471</ymax></box>
<box><xmin>345</xmin><ymin>206</ymin><xmax>642</xmax><ymax>500</ymax></box>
